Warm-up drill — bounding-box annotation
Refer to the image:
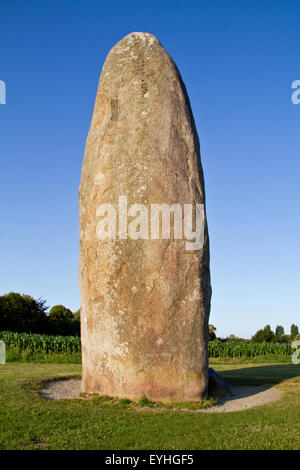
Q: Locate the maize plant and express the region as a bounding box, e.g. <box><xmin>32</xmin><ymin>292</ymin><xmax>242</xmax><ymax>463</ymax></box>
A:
<box><xmin>208</xmin><ymin>340</ymin><xmax>292</xmax><ymax>358</ymax></box>
<box><xmin>0</xmin><ymin>331</ymin><xmax>81</xmax><ymax>354</ymax></box>
<box><xmin>0</xmin><ymin>331</ymin><xmax>293</xmax><ymax>357</ymax></box>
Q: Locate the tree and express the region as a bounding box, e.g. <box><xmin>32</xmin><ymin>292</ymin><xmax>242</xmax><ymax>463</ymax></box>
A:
<box><xmin>0</xmin><ymin>292</ymin><xmax>48</xmax><ymax>333</ymax></box>
<box><xmin>291</xmin><ymin>324</ymin><xmax>299</xmax><ymax>339</ymax></box>
<box><xmin>208</xmin><ymin>324</ymin><xmax>216</xmax><ymax>341</ymax></box>
<box><xmin>277</xmin><ymin>334</ymin><xmax>290</xmax><ymax>344</ymax></box>
<box><xmin>48</xmin><ymin>305</ymin><xmax>75</xmax><ymax>336</ymax></box>
<box><xmin>275</xmin><ymin>325</ymin><xmax>284</xmax><ymax>337</ymax></box>
<box><xmin>72</xmin><ymin>309</ymin><xmax>80</xmax><ymax>336</ymax></box>
<box><xmin>251</xmin><ymin>325</ymin><xmax>275</xmax><ymax>343</ymax></box>
<box><xmin>73</xmin><ymin>309</ymin><xmax>80</xmax><ymax>321</ymax></box>
<box><xmin>227</xmin><ymin>334</ymin><xmax>248</xmax><ymax>342</ymax></box>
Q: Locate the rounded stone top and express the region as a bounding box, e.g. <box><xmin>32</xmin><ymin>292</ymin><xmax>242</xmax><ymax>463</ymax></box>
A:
<box><xmin>125</xmin><ymin>31</ymin><xmax>158</xmax><ymax>40</ymax></box>
<box><xmin>115</xmin><ymin>32</ymin><xmax>160</xmax><ymax>48</ymax></box>
<box><xmin>102</xmin><ymin>32</ymin><xmax>165</xmax><ymax>82</ymax></box>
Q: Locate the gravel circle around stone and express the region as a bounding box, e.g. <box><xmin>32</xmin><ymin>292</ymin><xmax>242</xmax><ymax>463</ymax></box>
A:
<box><xmin>196</xmin><ymin>386</ymin><xmax>282</xmax><ymax>413</ymax></box>
<box><xmin>38</xmin><ymin>379</ymin><xmax>282</xmax><ymax>412</ymax></box>
<box><xmin>39</xmin><ymin>379</ymin><xmax>82</xmax><ymax>400</ymax></box>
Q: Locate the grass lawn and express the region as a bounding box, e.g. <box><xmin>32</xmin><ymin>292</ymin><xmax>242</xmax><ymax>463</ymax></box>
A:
<box><xmin>0</xmin><ymin>361</ymin><xmax>299</xmax><ymax>450</ymax></box>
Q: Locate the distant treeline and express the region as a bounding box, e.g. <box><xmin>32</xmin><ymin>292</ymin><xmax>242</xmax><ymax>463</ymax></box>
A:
<box><xmin>0</xmin><ymin>292</ymin><xmax>80</xmax><ymax>336</ymax></box>
<box><xmin>1</xmin><ymin>293</ymin><xmax>299</xmax><ymax>345</ymax></box>
<box><xmin>209</xmin><ymin>323</ymin><xmax>299</xmax><ymax>344</ymax></box>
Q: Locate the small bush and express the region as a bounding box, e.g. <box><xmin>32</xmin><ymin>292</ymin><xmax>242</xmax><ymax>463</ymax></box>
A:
<box><xmin>137</xmin><ymin>394</ymin><xmax>155</xmax><ymax>407</ymax></box>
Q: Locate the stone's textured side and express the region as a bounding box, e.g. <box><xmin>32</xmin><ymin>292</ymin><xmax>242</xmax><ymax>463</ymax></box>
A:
<box><xmin>79</xmin><ymin>32</ymin><xmax>211</xmax><ymax>401</ymax></box>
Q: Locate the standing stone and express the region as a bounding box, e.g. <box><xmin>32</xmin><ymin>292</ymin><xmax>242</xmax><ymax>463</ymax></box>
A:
<box><xmin>79</xmin><ymin>32</ymin><xmax>211</xmax><ymax>401</ymax></box>
<box><xmin>0</xmin><ymin>341</ymin><xmax>5</xmax><ymax>364</ymax></box>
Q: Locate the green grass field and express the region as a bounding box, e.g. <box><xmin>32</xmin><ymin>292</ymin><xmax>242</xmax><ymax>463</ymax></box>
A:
<box><xmin>0</xmin><ymin>360</ymin><xmax>299</xmax><ymax>450</ymax></box>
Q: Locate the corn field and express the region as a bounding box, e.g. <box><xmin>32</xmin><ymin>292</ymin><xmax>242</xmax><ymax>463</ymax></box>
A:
<box><xmin>208</xmin><ymin>340</ymin><xmax>292</xmax><ymax>357</ymax></box>
<box><xmin>0</xmin><ymin>331</ymin><xmax>81</xmax><ymax>354</ymax></box>
<box><xmin>0</xmin><ymin>331</ymin><xmax>293</xmax><ymax>357</ymax></box>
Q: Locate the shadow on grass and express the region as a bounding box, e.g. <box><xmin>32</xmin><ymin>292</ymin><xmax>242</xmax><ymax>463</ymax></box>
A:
<box><xmin>219</xmin><ymin>363</ymin><xmax>300</xmax><ymax>387</ymax></box>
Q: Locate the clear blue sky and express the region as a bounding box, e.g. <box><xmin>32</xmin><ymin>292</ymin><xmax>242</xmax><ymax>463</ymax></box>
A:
<box><xmin>1</xmin><ymin>0</ymin><xmax>299</xmax><ymax>338</ymax></box>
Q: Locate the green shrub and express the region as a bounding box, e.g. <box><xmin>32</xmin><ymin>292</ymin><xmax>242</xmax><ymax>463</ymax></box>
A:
<box><xmin>137</xmin><ymin>394</ymin><xmax>155</xmax><ymax>407</ymax></box>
